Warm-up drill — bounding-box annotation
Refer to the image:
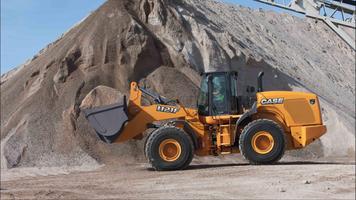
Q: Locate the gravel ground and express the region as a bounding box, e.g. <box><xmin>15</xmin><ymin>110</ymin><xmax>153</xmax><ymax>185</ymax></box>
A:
<box><xmin>1</xmin><ymin>161</ymin><xmax>355</xmax><ymax>200</ymax></box>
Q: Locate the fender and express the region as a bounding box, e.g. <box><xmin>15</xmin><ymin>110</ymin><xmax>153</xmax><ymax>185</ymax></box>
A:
<box><xmin>235</xmin><ymin>102</ymin><xmax>257</xmax><ymax>128</ymax></box>
<box><xmin>165</xmin><ymin>120</ymin><xmax>199</xmax><ymax>150</ymax></box>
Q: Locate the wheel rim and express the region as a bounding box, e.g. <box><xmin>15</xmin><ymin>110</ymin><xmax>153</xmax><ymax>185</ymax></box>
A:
<box><xmin>251</xmin><ymin>131</ymin><xmax>275</xmax><ymax>154</ymax></box>
<box><xmin>159</xmin><ymin>139</ymin><xmax>182</xmax><ymax>162</ymax></box>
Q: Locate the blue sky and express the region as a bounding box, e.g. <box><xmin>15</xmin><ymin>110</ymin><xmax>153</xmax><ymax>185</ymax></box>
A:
<box><xmin>1</xmin><ymin>0</ymin><xmax>297</xmax><ymax>74</ymax></box>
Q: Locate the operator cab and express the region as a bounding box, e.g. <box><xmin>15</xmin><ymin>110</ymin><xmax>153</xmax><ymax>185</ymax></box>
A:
<box><xmin>197</xmin><ymin>71</ymin><xmax>239</xmax><ymax>117</ymax></box>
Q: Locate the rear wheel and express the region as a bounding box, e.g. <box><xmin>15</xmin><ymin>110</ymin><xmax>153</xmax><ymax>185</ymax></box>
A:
<box><xmin>145</xmin><ymin>126</ymin><xmax>194</xmax><ymax>171</ymax></box>
<box><xmin>239</xmin><ymin>119</ymin><xmax>285</xmax><ymax>164</ymax></box>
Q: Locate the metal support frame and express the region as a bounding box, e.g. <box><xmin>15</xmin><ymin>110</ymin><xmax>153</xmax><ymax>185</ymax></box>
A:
<box><xmin>254</xmin><ymin>0</ymin><xmax>356</xmax><ymax>50</ymax></box>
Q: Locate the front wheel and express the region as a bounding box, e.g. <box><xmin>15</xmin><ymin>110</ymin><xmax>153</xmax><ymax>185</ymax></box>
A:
<box><xmin>145</xmin><ymin>126</ymin><xmax>194</xmax><ymax>171</ymax></box>
<box><xmin>239</xmin><ymin>119</ymin><xmax>286</xmax><ymax>164</ymax></box>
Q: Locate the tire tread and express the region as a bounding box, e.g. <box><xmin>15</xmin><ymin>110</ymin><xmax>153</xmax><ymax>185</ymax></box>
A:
<box><xmin>239</xmin><ymin>119</ymin><xmax>286</xmax><ymax>165</ymax></box>
<box><xmin>145</xmin><ymin>126</ymin><xmax>194</xmax><ymax>171</ymax></box>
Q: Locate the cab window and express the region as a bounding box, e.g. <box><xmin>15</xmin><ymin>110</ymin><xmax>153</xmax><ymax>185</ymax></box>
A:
<box><xmin>230</xmin><ymin>74</ymin><xmax>238</xmax><ymax>114</ymax></box>
<box><xmin>211</xmin><ymin>74</ymin><xmax>227</xmax><ymax>115</ymax></box>
<box><xmin>197</xmin><ymin>76</ymin><xmax>209</xmax><ymax>116</ymax></box>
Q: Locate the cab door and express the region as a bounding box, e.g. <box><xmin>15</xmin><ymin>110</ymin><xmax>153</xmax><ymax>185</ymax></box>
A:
<box><xmin>197</xmin><ymin>72</ymin><xmax>239</xmax><ymax>120</ymax></box>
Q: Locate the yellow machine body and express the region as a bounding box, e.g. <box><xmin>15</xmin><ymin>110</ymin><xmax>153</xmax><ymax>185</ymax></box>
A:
<box><xmin>114</xmin><ymin>82</ymin><xmax>326</xmax><ymax>157</ymax></box>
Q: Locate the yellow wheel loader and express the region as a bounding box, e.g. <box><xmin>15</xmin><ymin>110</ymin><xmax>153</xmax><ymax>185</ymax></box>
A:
<box><xmin>83</xmin><ymin>71</ymin><xmax>326</xmax><ymax>170</ymax></box>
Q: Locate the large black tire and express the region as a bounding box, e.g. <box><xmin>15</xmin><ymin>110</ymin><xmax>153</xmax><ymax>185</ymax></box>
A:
<box><xmin>239</xmin><ymin>119</ymin><xmax>286</xmax><ymax>164</ymax></box>
<box><xmin>145</xmin><ymin>126</ymin><xmax>194</xmax><ymax>171</ymax></box>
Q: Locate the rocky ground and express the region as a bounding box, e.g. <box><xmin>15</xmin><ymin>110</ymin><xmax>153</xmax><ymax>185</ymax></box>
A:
<box><xmin>1</xmin><ymin>157</ymin><xmax>355</xmax><ymax>199</ymax></box>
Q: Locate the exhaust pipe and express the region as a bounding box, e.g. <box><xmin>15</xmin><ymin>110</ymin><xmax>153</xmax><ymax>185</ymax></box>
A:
<box><xmin>257</xmin><ymin>71</ymin><xmax>264</xmax><ymax>92</ymax></box>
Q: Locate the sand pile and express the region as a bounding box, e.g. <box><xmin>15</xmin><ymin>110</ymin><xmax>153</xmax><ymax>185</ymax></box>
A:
<box><xmin>1</xmin><ymin>0</ymin><xmax>354</xmax><ymax>172</ymax></box>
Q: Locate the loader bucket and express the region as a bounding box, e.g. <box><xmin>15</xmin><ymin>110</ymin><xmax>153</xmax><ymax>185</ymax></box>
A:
<box><xmin>82</xmin><ymin>96</ymin><xmax>128</xmax><ymax>143</ymax></box>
